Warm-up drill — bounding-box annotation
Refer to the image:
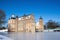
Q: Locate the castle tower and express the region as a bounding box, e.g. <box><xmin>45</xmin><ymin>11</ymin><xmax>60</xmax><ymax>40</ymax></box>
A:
<box><xmin>25</xmin><ymin>14</ymin><xmax>35</xmax><ymax>32</ymax></box>
<box><xmin>39</xmin><ymin>17</ymin><xmax>44</xmax><ymax>32</ymax></box>
<box><xmin>8</xmin><ymin>14</ymin><xmax>16</xmax><ymax>32</ymax></box>
<box><xmin>22</xmin><ymin>14</ymin><xmax>27</xmax><ymax>32</ymax></box>
<box><xmin>27</xmin><ymin>14</ymin><xmax>35</xmax><ymax>32</ymax></box>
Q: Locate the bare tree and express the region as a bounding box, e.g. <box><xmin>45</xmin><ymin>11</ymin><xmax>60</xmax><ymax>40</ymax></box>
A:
<box><xmin>0</xmin><ymin>10</ymin><xmax>6</xmax><ymax>28</ymax></box>
<box><xmin>46</xmin><ymin>20</ymin><xmax>58</xmax><ymax>29</ymax></box>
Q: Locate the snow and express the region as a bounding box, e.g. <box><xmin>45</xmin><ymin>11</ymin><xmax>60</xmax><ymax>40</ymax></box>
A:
<box><xmin>0</xmin><ymin>29</ymin><xmax>8</xmax><ymax>32</ymax></box>
<box><xmin>28</xmin><ymin>15</ymin><xmax>30</xmax><ymax>18</ymax></box>
<box><xmin>26</xmin><ymin>15</ymin><xmax>31</xmax><ymax>19</ymax></box>
<box><xmin>18</xmin><ymin>18</ymin><xmax>22</xmax><ymax>20</ymax></box>
<box><xmin>26</xmin><ymin>17</ymin><xmax>28</xmax><ymax>19</ymax></box>
<box><xmin>36</xmin><ymin>22</ymin><xmax>39</xmax><ymax>26</ymax></box>
<box><xmin>0</xmin><ymin>35</ymin><xmax>13</xmax><ymax>40</ymax></box>
<box><xmin>11</xmin><ymin>15</ymin><xmax>15</xmax><ymax>18</ymax></box>
<box><xmin>44</xmin><ymin>30</ymin><xmax>54</xmax><ymax>32</ymax></box>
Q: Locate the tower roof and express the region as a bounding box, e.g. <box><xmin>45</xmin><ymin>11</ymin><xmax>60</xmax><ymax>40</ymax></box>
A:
<box><xmin>23</xmin><ymin>14</ymin><xmax>27</xmax><ymax>17</ymax></box>
<box><xmin>39</xmin><ymin>16</ymin><xmax>43</xmax><ymax>19</ymax></box>
<box><xmin>16</xmin><ymin>16</ymin><xmax>18</xmax><ymax>18</ymax></box>
<box><xmin>11</xmin><ymin>14</ymin><xmax>15</xmax><ymax>17</ymax></box>
<box><xmin>11</xmin><ymin>13</ymin><xmax>16</xmax><ymax>19</ymax></box>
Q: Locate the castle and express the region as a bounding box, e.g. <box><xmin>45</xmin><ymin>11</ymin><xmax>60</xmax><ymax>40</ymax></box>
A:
<box><xmin>8</xmin><ymin>14</ymin><xmax>44</xmax><ymax>32</ymax></box>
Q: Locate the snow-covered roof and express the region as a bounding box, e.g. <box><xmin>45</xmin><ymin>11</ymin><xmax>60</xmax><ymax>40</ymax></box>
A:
<box><xmin>26</xmin><ymin>17</ymin><xmax>28</xmax><ymax>19</ymax></box>
<box><xmin>28</xmin><ymin>15</ymin><xmax>31</xmax><ymax>18</ymax></box>
<box><xmin>11</xmin><ymin>15</ymin><xmax>15</xmax><ymax>18</ymax></box>
<box><xmin>26</xmin><ymin>15</ymin><xmax>31</xmax><ymax>19</ymax></box>
<box><xmin>18</xmin><ymin>18</ymin><xmax>22</xmax><ymax>20</ymax></box>
<box><xmin>18</xmin><ymin>17</ymin><xmax>24</xmax><ymax>20</ymax></box>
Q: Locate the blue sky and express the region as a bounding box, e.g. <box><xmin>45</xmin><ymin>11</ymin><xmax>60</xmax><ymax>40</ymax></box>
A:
<box><xmin>0</xmin><ymin>0</ymin><xmax>60</xmax><ymax>24</ymax></box>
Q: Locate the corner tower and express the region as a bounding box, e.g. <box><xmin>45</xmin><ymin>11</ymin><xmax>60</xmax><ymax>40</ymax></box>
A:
<box><xmin>8</xmin><ymin>14</ymin><xmax>17</xmax><ymax>32</ymax></box>
<box><xmin>39</xmin><ymin>17</ymin><xmax>44</xmax><ymax>32</ymax></box>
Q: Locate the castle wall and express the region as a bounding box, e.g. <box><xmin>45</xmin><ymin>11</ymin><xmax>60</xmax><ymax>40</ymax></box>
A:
<box><xmin>8</xmin><ymin>14</ymin><xmax>44</xmax><ymax>32</ymax></box>
<box><xmin>39</xmin><ymin>19</ymin><xmax>44</xmax><ymax>32</ymax></box>
<box><xmin>8</xmin><ymin>19</ymin><xmax>17</xmax><ymax>32</ymax></box>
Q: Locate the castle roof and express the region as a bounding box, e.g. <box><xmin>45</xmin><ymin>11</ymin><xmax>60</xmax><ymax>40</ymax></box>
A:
<box><xmin>9</xmin><ymin>13</ymin><xmax>35</xmax><ymax>20</ymax></box>
<box><xmin>39</xmin><ymin>16</ymin><xmax>43</xmax><ymax>19</ymax></box>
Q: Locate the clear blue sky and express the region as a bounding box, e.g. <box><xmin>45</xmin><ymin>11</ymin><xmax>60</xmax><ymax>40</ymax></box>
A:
<box><xmin>0</xmin><ymin>0</ymin><xmax>60</xmax><ymax>24</ymax></box>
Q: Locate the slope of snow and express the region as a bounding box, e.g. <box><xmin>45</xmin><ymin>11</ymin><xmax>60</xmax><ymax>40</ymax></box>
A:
<box><xmin>0</xmin><ymin>35</ymin><xmax>13</xmax><ymax>40</ymax></box>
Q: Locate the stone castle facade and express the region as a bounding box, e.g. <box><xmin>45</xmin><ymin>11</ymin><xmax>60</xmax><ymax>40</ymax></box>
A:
<box><xmin>8</xmin><ymin>14</ymin><xmax>44</xmax><ymax>32</ymax></box>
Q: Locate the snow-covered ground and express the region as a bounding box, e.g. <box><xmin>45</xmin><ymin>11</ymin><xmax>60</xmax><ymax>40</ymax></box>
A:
<box><xmin>0</xmin><ymin>29</ymin><xmax>54</xmax><ymax>32</ymax></box>
<box><xmin>0</xmin><ymin>29</ymin><xmax>13</xmax><ymax>40</ymax></box>
<box><xmin>0</xmin><ymin>29</ymin><xmax>8</xmax><ymax>32</ymax></box>
<box><xmin>0</xmin><ymin>35</ymin><xmax>13</xmax><ymax>40</ymax></box>
<box><xmin>44</xmin><ymin>30</ymin><xmax>54</xmax><ymax>32</ymax></box>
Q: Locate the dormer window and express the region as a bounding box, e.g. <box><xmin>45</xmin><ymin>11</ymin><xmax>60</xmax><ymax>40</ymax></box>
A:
<box><xmin>21</xmin><ymin>17</ymin><xmax>24</xmax><ymax>20</ymax></box>
<box><xmin>26</xmin><ymin>17</ymin><xmax>28</xmax><ymax>19</ymax></box>
<box><xmin>28</xmin><ymin>15</ymin><xmax>30</xmax><ymax>18</ymax></box>
<box><xmin>19</xmin><ymin>18</ymin><xmax>21</xmax><ymax>20</ymax></box>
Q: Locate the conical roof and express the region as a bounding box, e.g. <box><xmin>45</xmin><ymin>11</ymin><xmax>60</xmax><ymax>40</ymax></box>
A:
<box><xmin>39</xmin><ymin>16</ymin><xmax>43</xmax><ymax>19</ymax></box>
